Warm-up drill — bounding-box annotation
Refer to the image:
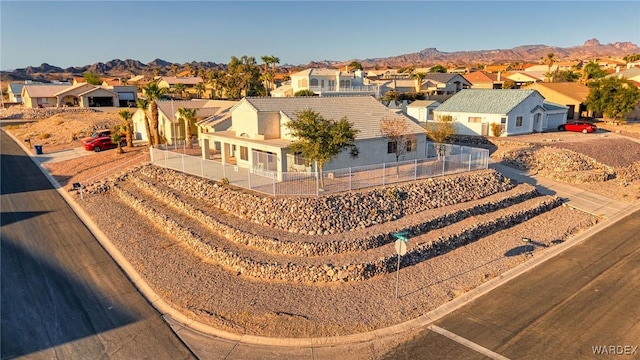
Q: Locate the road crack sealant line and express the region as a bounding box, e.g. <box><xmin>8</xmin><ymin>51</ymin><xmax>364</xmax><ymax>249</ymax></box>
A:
<box><xmin>6</xmin><ymin>129</ymin><xmax>640</xmax><ymax>348</ymax></box>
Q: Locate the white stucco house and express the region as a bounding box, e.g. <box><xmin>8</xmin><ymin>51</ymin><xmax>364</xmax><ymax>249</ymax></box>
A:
<box><xmin>199</xmin><ymin>96</ymin><xmax>427</xmax><ymax>176</ymax></box>
<box><xmin>272</xmin><ymin>68</ymin><xmax>379</xmax><ymax>97</ymax></box>
<box><xmin>406</xmin><ymin>100</ymin><xmax>440</xmax><ymax>122</ymax></box>
<box><xmin>432</xmin><ymin>89</ymin><xmax>568</xmax><ymax>136</ymax></box>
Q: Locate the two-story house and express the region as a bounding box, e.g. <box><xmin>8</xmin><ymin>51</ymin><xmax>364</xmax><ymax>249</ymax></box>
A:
<box><xmin>199</xmin><ymin>96</ymin><xmax>427</xmax><ymax>176</ymax></box>
<box><xmin>272</xmin><ymin>68</ymin><xmax>379</xmax><ymax>97</ymax></box>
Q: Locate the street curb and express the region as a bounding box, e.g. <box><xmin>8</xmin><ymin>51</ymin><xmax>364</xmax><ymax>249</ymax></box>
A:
<box><xmin>6</xmin><ymin>128</ymin><xmax>639</xmax><ymax>348</ymax></box>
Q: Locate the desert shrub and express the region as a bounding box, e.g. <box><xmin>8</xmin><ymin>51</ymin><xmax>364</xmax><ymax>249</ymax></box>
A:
<box><xmin>221</xmin><ymin>177</ymin><xmax>230</xmax><ymax>185</ymax></box>
<box><xmin>5</xmin><ymin>124</ymin><xmax>20</xmax><ymax>130</ymax></box>
<box><xmin>55</xmin><ymin>119</ymin><xmax>64</xmax><ymax>126</ymax></box>
<box><xmin>39</xmin><ymin>133</ymin><xmax>51</xmax><ymax>140</ymax></box>
<box><xmin>490</xmin><ymin>123</ymin><xmax>503</xmax><ymax>137</ymax></box>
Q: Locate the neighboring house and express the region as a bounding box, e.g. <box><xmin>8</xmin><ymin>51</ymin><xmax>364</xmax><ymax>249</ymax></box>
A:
<box><xmin>7</xmin><ymin>83</ymin><xmax>24</xmax><ymax>103</ymax></box>
<box><xmin>270</xmin><ymin>82</ymin><xmax>293</xmax><ymax>97</ymax></box>
<box><xmin>278</xmin><ymin>68</ymin><xmax>379</xmax><ymax>97</ymax></box>
<box><xmin>157</xmin><ymin>76</ymin><xmax>204</xmax><ymax>97</ymax></box>
<box><xmin>525</xmin><ymin>82</ymin><xmax>594</xmax><ymax>120</ymax></box>
<box><xmin>199</xmin><ymin>96</ymin><xmax>427</xmax><ymax>176</ymax></box>
<box><xmin>432</xmin><ymin>89</ymin><xmax>568</xmax><ymax>136</ymax></box>
<box><xmin>366</xmin><ymin>69</ymin><xmax>410</xmax><ymax>80</ymax></box>
<box><xmin>464</xmin><ymin>71</ymin><xmax>505</xmax><ymax>89</ymax></box>
<box><xmin>608</xmin><ymin>66</ymin><xmax>640</xmax><ymax>83</ymax></box>
<box><xmin>484</xmin><ymin>65</ymin><xmax>513</xmax><ymax>73</ymax></box>
<box><xmin>131</xmin><ymin>99</ymin><xmax>227</xmax><ymax>143</ymax></box>
<box><xmin>21</xmin><ymin>85</ymin><xmax>71</xmax><ymax>108</ymax></box>
<box><xmin>21</xmin><ymin>83</ymin><xmax>136</xmax><ymax>108</ymax></box>
<box><xmin>501</xmin><ymin>71</ymin><xmax>543</xmax><ymax>87</ymax></box>
<box><xmin>606</xmin><ymin>67</ymin><xmax>640</xmax><ymax>120</ymax></box>
<box><xmin>422</xmin><ymin>73</ymin><xmax>471</xmax><ymax>95</ymax></box>
<box><xmin>406</xmin><ymin>100</ymin><xmax>440</xmax><ymax>122</ymax></box>
<box><xmin>597</xmin><ymin>58</ymin><xmax>626</xmax><ymax>70</ymax></box>
<box><xmin>375</xmin><ymin>73</ymin><xmax>470</xmax><ymax>97</ymax></box>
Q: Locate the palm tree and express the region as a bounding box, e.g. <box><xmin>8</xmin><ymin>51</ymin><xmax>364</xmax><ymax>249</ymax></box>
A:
<box><xmin>118</xmin><ymin>109</ymin><xmax>134</xmax><ymax>148</ymax></box>
<box><xmin>270</xmin><ymin>55</ymin><xmax>280</xmax><ymax>74</ymax></box>
<box><xmin>174</xmin><ymin>83</ymin><xmax>185</xmax><ymax>99</ymax></box>
<box><xmin>195</xmin><ymin>82</ymin><xmax>205</xmax><ymax>98</ymax></box>
<box><xmin>544</xmin><ymin>53</ymin><xmax>556</xmax><ymax>82</ymax></box>
<box><xmin>261</xmin><ymin>55</ymin><xmax>272</xmax><ymax>74</ymax></box>
<box><xmin>177</xmin><ymin>107</ymin><xmax>198</xmax><ymax>149</ymax></box>
<box><xmin>136</xmin><ymin>98</ymin><xmax>152</xmax><ymax>147</ymax></box>
<box><xmin>143</xmin><ymin>82</ymin><xmax>165</xmax><ymax>147</ymax></box>
<box><xmin>412</xmin><ymin>72</ymin><xmax>427</xmax><ymax>93</ymax></box>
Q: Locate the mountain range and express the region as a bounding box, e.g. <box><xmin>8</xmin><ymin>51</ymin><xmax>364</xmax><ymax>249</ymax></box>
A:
<box><xmin>2</xmin><ymin>38</ymin><xmax>638</xmax><ymax>82</ymax></box>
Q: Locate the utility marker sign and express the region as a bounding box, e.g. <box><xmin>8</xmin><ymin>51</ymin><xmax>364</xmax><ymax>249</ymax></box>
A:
<box><xmin>393</xmin><ymin>231</ymin><xmax>410</xmax><ymax>298</ymax></box>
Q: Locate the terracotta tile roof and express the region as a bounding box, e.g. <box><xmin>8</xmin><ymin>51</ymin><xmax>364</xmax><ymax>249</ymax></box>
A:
<box><xmin>240</xmin><ymin>96</ymin><xmax>425</xmax><ymax>140</ymax></box>
<box><xmin>160</xmin><ymin>76</ymin><xmax>203</xmax><ymax>85</ymax></box>
<box><xmin>464</xmin><ymin>71</ymin><xmax>500</xmax><ymax>84</ymax></box>
<box><xmin>527</xmin><ymin>82</ymin><xmax>591</xmax><ymax>102</ymax></box>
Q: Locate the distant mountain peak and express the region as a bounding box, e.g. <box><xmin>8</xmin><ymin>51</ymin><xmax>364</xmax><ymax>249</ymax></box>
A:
<box><xmin>584</xmin><ymin>38</ymin><xmax>601</xmax><ymax>46</ymax></box>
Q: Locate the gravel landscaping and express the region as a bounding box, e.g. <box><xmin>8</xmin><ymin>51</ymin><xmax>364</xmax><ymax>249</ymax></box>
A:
<box><xmin>6</xmin><ymin>110</ymin><xmax>637</xmax><ymax>339</ymax></box>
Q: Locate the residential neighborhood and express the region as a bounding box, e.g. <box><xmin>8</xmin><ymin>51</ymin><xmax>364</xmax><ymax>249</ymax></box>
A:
<box><xmin>2</xmin><ymin>2</ymin><xmax>640</xmax><ymax>358</ymax></box>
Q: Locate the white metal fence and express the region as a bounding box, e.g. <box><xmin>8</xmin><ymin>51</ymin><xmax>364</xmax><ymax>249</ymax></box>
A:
<box><xmin>150</xmin><ymin>143</ymin><xmax>489</xmax><ymax>196</ymax></box>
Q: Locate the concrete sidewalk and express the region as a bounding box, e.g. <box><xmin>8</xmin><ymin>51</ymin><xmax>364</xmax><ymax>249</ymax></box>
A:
<box><xmin>489</xmin><ymin>161</ymin><xmax>635</xmax><ymax>219</ymax></box>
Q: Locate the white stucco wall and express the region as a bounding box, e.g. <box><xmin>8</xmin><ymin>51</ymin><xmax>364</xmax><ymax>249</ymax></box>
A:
<box><xmin>324</xmin><ymin>134</ymin><xmax>427</xmax><ymax>171</ymax></box>
<box><xmin>231</xmin><ymin>102</ymin><xmax>259</xmax><ymax>137</ymax></box>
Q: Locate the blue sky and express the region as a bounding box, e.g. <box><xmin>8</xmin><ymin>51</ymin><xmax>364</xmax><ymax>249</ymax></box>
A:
<box><xmin>1</xmin><ymin>1</ymin><xmax>639</xmax><ymax>70</ymax></box>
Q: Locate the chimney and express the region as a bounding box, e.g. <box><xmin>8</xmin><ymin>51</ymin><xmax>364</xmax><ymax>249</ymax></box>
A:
<box><xmin>497</xmin><ymin>71</ymin><xmax>501</xmax><ymax>81</ymax></box>
<box><xmin>616</xmin><ymin>65</ymin><xmax>620</xmax><ymax>73</ymax></box>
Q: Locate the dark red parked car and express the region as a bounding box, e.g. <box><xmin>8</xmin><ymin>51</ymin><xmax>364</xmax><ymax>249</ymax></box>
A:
<box><xmin>83</xmin><ymin>136</ymin><xmax>125</xmax><ymax>152</ymax></box>
<box><xmin>558</xmin><ymin>121</ymin><xmax>597</xmax><ymax>133</ymax></box>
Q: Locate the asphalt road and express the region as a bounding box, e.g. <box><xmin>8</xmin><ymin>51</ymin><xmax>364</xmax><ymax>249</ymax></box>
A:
<box><xmin>0</xmin><ymin>129</ymin><xmax>194</xmax><ymax>359</ymax></box>
<box><xmin>382</xmin><ymin>210</ymin><xmax>640</xmax><ymax>359</ymax></box>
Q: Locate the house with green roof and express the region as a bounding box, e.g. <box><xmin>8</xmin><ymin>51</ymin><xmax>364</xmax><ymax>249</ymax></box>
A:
<box><xmin>199</xmin><ymin>96</ymin><xmax>427</xmax><ymax>175</ymax></box>
<box><xmin>433</xmin><ymin>89</ymin><xmax>567</xmax><ymax>136</ymax></box>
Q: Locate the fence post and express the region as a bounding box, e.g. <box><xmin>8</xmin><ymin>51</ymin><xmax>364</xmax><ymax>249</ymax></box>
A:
<box><xmin>316</xmin><ymin>171</ymin><xmax>319</xmax><ymax>196</ymax></box>
<box><xmin>150</xmin><ymin>147</ymin><xmax>154</xmax><ymax>163</ymax></box>
<box><xmin>414</xmin><ymin>159</ymin><xmax>417</xmax><ymax>180</ymax></box>
<box><xmin>222</xmin><ymin>162</ymin><xmax>226</xmax><ymax>178</ymax></box>
<box><xmin>248</xmin><ymin>168</ymin><xmax>251</xmax><ymax>189</ymax></box>
<box><xmin>272</xmin><ymin>175</ymin><xmax>276</xmax><ymax>196</ymax></box>
<box><xmin>442</xmin><ymin>156</ymin><xmax>445</xmax><ymax>176</ymax></box>
<box><xmin>349</xmin><ymin>167</ymin><xmax>352</xmax><ymax>191</ymax></box>
<box><xmin>382</xmin><ymin>163</ymin><xmax>386</xmax><ymax>185</ymax></box>
<box><xmin>469</xmin><ymin>153</ymin><xmax>472</xmax><ymax>171</ymax></box>
<box><xmin>182</xmin><ymin>154</ymin><xmax>185</xmax><ymax>172</ymax></box>
<box><xmin>164</xmin><ymin>148</ymin><xmax>168</xmax><ymax>167</ymax></box>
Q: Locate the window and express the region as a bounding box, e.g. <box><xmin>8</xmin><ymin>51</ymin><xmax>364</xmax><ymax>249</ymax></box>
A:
<box><xmin>468</xmin><ymin>116</ymin><xmax>482</xmax><ymax>123</ymax></box>
<box><xmin>310</xmin><ymin>78</ymin><xmax>318</xmax><ymax>87</ymax></box>
<box><xmin>240</xmin><ymin>146</ymin><xmax>248</xmax><ymax>161</ymax></box>
<box><xmin>387</xmin><ymin>141</ymin><xmax>397</xmax><ymax>154</ymax></box>
<box><xmin>297</xmin><ymin>79</ymin><xmax>308</xmax><ymax>88</ymax></box>
<box><xmin>406</xmin><ymin>140</ymin><xmax>415</xmax><ymax>152</ymax></box>
<box><xmin>293</xmin><ymin>151</ymin><xmax>306</xmax><ymax>166</ymax></box>
<box><xmin>516</xmin><ymin>116</ymin><xmax>523</xmax><ymax>127</ymax></box>
<box><xmin>339</xmin><ymin>79</ymin><xmax>351</xmax><ymax>88</ymax></box>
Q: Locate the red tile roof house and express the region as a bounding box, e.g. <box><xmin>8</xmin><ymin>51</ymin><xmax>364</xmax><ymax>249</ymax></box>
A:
<box><xmin>464</xmin><ymin>71</ymin><xmax>505</xmax><ymax>89</ymax></box>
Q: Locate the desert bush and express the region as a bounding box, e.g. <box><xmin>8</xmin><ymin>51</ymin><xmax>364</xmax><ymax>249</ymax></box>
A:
<box><xmin>490</xmin><ymin>123</ymin><xmax>503</xmax><ymax>137</ymax></box>
<box><xmin>39</xmin><ymin>133</ymin><xmax>51</xmax><ymax>140</ymax></box>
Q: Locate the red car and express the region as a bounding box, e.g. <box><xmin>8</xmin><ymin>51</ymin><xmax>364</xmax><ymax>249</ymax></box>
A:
<box><xmin>558</xmin><ymin>121</ymin><xmax>597</xmax><ymax>133</ymax></box>
<box><xmin>83</xmin><ymin>136</ymin><xmax>125</xmax><ymax>152</ymax></box>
